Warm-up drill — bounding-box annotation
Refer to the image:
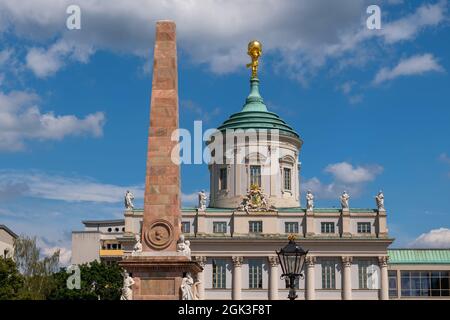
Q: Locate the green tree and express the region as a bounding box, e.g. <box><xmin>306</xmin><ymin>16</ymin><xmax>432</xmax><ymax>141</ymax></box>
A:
<box><xmin>13</xmin><ymin>236</ymin><xmax>60</xmax><ymax>299</ymax></box>
<box><xmin>0</xmin><ymin>257</ymin><xmax>24</xmax><ymax>300</ymax></box>
<box><xmin>48</xmin><ymin>260</ymin><xmax>123</xmax><ymax>300</ymax></box>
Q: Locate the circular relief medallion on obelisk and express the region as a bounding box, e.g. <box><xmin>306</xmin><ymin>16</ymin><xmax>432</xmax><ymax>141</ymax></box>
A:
<box><xmin>144</xmin><ymin>220</ymin><xmax>174</xmax><ymax>250</ymax></box>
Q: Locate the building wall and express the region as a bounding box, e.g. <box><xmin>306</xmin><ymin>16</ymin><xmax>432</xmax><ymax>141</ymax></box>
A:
<box><xmin>71</xmin><ymin>231</ymin><xmax>100</xmax><ymax>265</ymax></box>
<box><xmin>0</xmin><ymin>229</ymin><xmax>15</xmax><ymax>258</ymax></box>
<box><xmin>208</xmin><ymin>134</ymin><xmax>301</xmax><ymax>209</ymax></box>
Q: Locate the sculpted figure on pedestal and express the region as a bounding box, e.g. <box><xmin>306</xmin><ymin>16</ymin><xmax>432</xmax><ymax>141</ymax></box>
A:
<box><xmin>133</xmin><ymin>234</ymin><xmax>142</xmax><ymax>253</ymax></box>
<box><xmin>120</xmin><ymin>270</ymin><xmax>135</xmax><ymax>300</ymax></box>
<box><xmin>340</xmin><ymin>191</ymin><xmax>350</xmax><ymax>209</ymax></box>
<box><xmin>176</xmin><ymin>234</ymin><xmax>191</xmax><ymax>258</ymax></box>
<box><xmin>124</xmin><ymin>190</ymin><xmax>135</xmax><ymax>210</ymax></box>
<box><xmin>198</xmin><ymin>190</ymin><xmax>207</xmax><ymax>210</ymax></box>
<box><xmin>375</xmin><ymin>190</ymin><xmax>385</xmax><ymax>210</ymax></box>
<box><xmin>306</xmin><ymin>190</ymin><xmax>314</xmax><ymax>210</ymax></box>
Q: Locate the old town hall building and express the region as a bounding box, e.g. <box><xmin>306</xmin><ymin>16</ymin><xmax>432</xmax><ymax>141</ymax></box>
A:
<box><xmin>72</xmin><ymin>45</ymin><xmax>450</xmax><ymax>300</ymax></box>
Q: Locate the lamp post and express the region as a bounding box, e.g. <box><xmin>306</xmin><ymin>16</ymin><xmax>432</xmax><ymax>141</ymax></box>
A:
<box><xmin>276</xmin><ymin>235</ymin><xmax>308</xmax><ymax>300</ymax></box>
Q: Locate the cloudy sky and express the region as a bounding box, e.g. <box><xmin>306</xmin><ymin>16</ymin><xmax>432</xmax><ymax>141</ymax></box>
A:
<box><xmin>1</xmin><ymin>0</ymin><xmax>449</xmax><ymax>265</ymax></box>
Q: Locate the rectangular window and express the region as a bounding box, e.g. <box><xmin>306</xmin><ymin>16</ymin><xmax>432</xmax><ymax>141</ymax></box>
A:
<box><xmin>181</xmin><ymin>221</ymin><xmax>190</xmax><ymax>233</ymax></box>
<box><xmin>212</xmin><ymin>259</ymin><xmax>227</xmax><ymax>289</ymax></box>
<box><xmin>250</xmin><ymin>165</ymin><xmax>261</xmax><ymax>187</ymax></box>
<box><xmin>401</xmin><ymin>271</ymin><xmax>450</xmax><ymax>297</ymax></box>
<box><xmin>357</xmin><ymin>222</ymin><xmax>371</xmax><ymax>233</ymax></box>
<box><xmin>388</xmin><ymin>271</ymin><xmax>398</xmax><ymax>298</ymax></box>
<box><xmin>219</xmin><ymin>168</ymin><xmax>227</xmax><ymax>190</ymax></box>
<box><xmin>248</xmin><ymin>259</ymin><xmax>263</xmax><ymax>289</ymax></box>
<box><xmin>213</xmin><ymin>222</ymin><xmax>227</xmax><ymax>233</ymax></box>
<box><xmin>285</xmin><ymin>222</ymin><xmax>299</xmax><ymax>234</ymax></box>
<box><xmin>322</xmin><ymin>261</ymin><xmax>336</xmax><ymax>289</ymax></box>
<box><xmin>321</xmin><ymin>222</ymin><xmax>335</xmax><ymax>234</ymax></box>
<box><xmin>283</xmin><ymin>168</ymin><xmax>292</xmax><ymax>191</ymax></box>
<box><xmin>249</xmin><ymin>221</ymin><xmax>263</xmax><ymax>233</ymax></box>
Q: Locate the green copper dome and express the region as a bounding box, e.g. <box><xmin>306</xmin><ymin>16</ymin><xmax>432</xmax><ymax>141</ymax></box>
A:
<box><xmin>217</xmin><ymin>78</ymin><xmax>300</xmax><ymax>139</ymax></box>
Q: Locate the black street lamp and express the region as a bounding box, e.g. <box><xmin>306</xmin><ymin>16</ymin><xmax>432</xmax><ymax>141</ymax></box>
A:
<box><xmin>276</xmin><ymin>235</ymin><xmax>308</xmax><ymax>300</ymax></box>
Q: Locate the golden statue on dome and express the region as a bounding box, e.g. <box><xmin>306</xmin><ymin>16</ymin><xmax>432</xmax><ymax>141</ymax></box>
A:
<box><xmin>246</xmin><ymin>40</ymin><xmax>262</xmax><ymax>78</ymax></box>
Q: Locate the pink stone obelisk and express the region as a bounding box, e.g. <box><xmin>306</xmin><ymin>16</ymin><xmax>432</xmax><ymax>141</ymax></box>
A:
<box><xmin>141</xmin><ymin>20</ymin><xmax>181</xmax><ymax>252</ymax></box>
<box><xmin>119</xmin><ymin>21</ymin><xmax>201</xmax><ymax>300</ymax></box>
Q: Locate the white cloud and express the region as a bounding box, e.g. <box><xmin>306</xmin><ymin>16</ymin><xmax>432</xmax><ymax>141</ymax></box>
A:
<box><xmin>0</xmin><ymin>1</ymin><xmax>446</xmax><ymax>80</ymax></box>
<box><xmin>325</xmin><ymin>162</ymin><xmax>383</xmax><ymax>184</ymax></box>
<box><xmin>0</xmin><ymin>90</ymin><xmax>105</xmax><ymax>151</ymax></box>
<box><xmin>26</xmin><ymin>39</ymin><xmax>93</xmax><ymax>78</ymax></box>
<box><xmin>380</xmin><ymin>2</ymin><xmax>446</xmax><ymax>44</ymax></box>
<box><xmin>410</xmin><ymin>228</ymin><xmax>450</xmax><ymax>248</ymax></box>
<box><xmin>373</xmin><ymin>54</ymin><xmax>444</xmax><ymax>84</ymax></box>
<box><xmin>0</xmin><ymin>170</ymin><xmax>203</xmax><ymax>207</ymax></box>
<box><xmin>304</xmin><ymin>161</ymin><xmax>383</xmax><ymax>200</ymax></box>
<box><xmin>0</xmin><ymin>170</ymin><xmax>143</xmax><ymax>203</ymax></box>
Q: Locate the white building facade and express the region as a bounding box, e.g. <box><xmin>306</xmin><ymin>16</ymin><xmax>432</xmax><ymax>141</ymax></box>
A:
<box><xmin>71</xmin><ymin>75</ymin><xmax>450</xmax><ymax>300</ymax></box>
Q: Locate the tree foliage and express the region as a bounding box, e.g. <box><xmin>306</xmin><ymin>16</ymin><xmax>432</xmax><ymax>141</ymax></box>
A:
<box><xmin>0</xmin><ymin>257</ymin><xmax>24</xmax><ymax>300</ymax></box>
<box><xmin>48</xmin><ymin>260</ymin><xmax>123</xmax><ymax>300</ymax></box>
<box><xmin>13</xmin><ymin>236</ymin><xmax>60</xmax><ymax>299</ymax></box>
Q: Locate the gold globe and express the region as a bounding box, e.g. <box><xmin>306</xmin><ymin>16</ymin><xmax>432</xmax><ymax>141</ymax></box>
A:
<box><xmin>247</xmin><ymin>40</ymin><xmax>262</xmax><ymax>58</ymax></box>
<box><xmin>246</xmin><ymin>40</ymin><xmax>262</xmax><ymax>78</ymax></box>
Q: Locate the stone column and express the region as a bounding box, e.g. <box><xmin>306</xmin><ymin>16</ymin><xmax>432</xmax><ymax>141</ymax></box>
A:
<box><xmin>268</xmin><ymin>256</ymin><xmax>279</xmax><ymax>300</ymax></box>
<box><xmin>305</xmin><ymin>256</ymin><xmax>316</xmax><ymax>300</ymax></box>
<box><xmin>341</xmin><ymin>256</ymin><xmax>353</xmax><ymax>300</ymax></box>
<box><xmin>378</xmin><ymin>256</ymin><xmax>389</xmax><ymax>300</ymax></box>
<box><xmin>232</xmin><ymin>256</ymin><xmax>243</xmax><ymax>300</ymax></box>
<box><xmin>194</xmin><ymin>256</ymin><xmax>207</xmax><ymax>300</ymax></box>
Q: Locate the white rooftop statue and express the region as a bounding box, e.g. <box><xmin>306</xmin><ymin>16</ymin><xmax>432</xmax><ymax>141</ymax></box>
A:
<box><xmin>306</xmin><ymin>190</ymin><xmax>314</xmax><ymax>210</ymax></box>
<box><xmin>340</xmin><ymin>191</ymin><xmax>350</xmax><ymax>209</ymax></box>
<box><xmin>375</xmin><ymin>190</ymin><xmax>385</xmax><ymax>210</ymax></box>
<box><xmin>198</xmin><ymin>190</ymin><xmax>207</xmax><ymax>210</ymax></box>
<box><xmin>124</xmin><ymin>190</ymin><xmax>135</xmax><ymax>210</ymax></box>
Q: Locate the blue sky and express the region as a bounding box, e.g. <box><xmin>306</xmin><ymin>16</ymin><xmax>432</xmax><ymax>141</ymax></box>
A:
<box><xmin>0</xmin><ymin>0</ymin><xmax>450</xmax><ymax>263</ymax></box>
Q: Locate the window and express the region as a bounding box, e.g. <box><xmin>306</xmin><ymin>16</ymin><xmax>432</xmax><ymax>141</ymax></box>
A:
<box><xmin>115</xmin><ymin>227</ymin><xmax>119</xmax><ymax>232</ymax></box>
<box><xmin>248</xmin><ymin>259</ymin><xmax>263</xmax><ymax>289</ymax></box>
<box><xmin>122</xmin><ymin>227</ymin><xmax>125</xmax><ymax>232</ymax></box>
<box><xmin>181</xmin><ymin>221</ymin><xmax>190</xmax><ymax>233</ymax></box>
<box><xmin>250</xmin><ymin>165</ymin><xmax>261</xmax><ymax>187</ymax></box>
<box><xmin>401</xmin><ymin>271</ymin><xmax>450</xmax><ymax>297</ymax></box>
<box><xmin>213</xmin><ymin>222</ymin><xmax>227</xmax><ymax>233</ymax></box>
<box><xmin>249</xmin><ymin>221</ymin><xmax>263</xmax><ymax>233</ymax></box>
<box><xmin>285</xmin><ymin>222</ymin><xmax>299</xmax><ymax>234</ymax></box>
<box><xmin>106</xmin><ymin>243</ymin><xmax>111</xmax><ymax>249</ymax></box>
<box><xmin>389</xmin><ymin>271</ymin><xmax>398</xmax><ymax>298</ymax></box>
<box><xmin>357</xmin><ymin>222</ymin><xmax>371</xmax><ymax>234</ymax></box>
<box><xmin>321</xmin><ymin>222</ymin><xmax>335</xmax><ymax>234</ymax></box>
<box><xmin>322</xmin><ymin>261</ymin><xmax>336</xmax><ymax>289</ymax></box>
<box><xmin>212</xmin><ymin>259</ymin><xmax>227</xmax><ymax>289</ymax></box>
<box><xmin>107</xmin><ymin>228</ymin><xmax>112</xmax><ymax>232</ymax></box>
<box><xmin>219</xmin><ymin>168</ymin><xmax>227</xmax><ymax>190</ymax></box>
<box><xmin>358</xmin><ymin>261</ymin><xmax>378</xmax><ymax>289</ymax></box>
<box><xmin>112</xmin><ymin>243</ymin><xmax>117</xmax><ymax>249</ymax></box>
<box><xmin>283</xmin><ymin>168</ymin><xmax>292</xmax><ymax>191</ymax></box>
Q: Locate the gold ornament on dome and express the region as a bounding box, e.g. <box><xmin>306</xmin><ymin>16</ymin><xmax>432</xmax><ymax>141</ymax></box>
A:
<box><xmin>246</xmin><ymin>40</ymin><xmax>262</xmax><ymax>78</ymax></box>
